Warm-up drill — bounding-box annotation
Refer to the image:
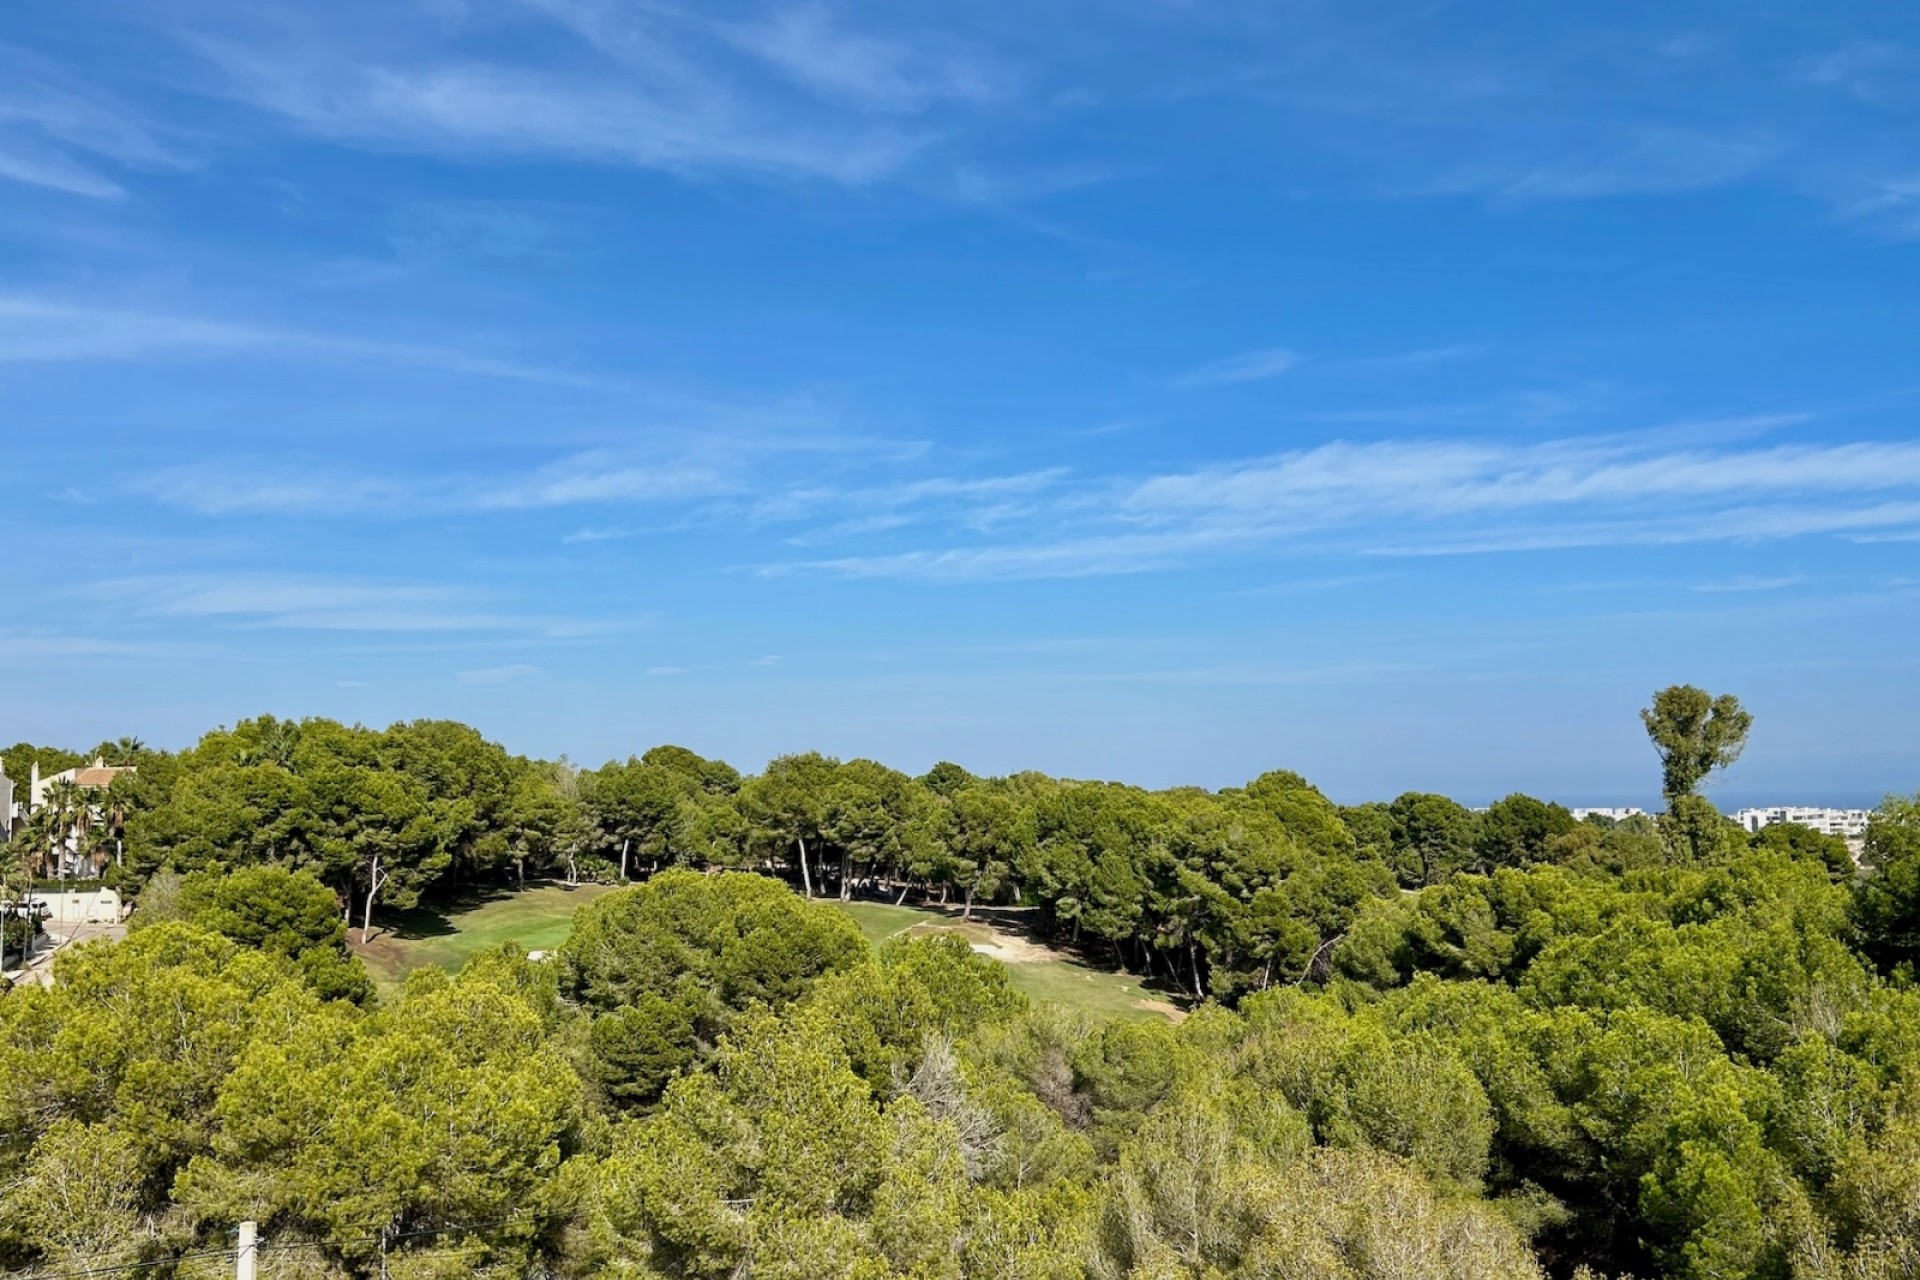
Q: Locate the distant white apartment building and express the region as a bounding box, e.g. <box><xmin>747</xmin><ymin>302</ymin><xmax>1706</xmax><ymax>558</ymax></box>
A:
<box><xmin>0</xmin><ymin>761</ymin><xmax>13</xmax><ymax>840</ymax></box>
<box><xmin>1731</xmin><ymin>806</ymin><xmax>1874</xmax><ymax>839</ymax></box>
<box><xmin>1570</xmin><ymin>807</ymin><xmax>1647</xmax><ymax>822</ymax></box>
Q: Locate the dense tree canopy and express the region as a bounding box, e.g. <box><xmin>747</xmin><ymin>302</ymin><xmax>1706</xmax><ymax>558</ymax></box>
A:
<box><xmin>4</xmin><ymin>689</ymin><xmax>1917</xmax><ymax>1279</ymax></box>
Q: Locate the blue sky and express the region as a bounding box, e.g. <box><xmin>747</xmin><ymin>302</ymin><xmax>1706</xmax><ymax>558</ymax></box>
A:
<box><xmin>4</xmin><ymin>0</ymin><xmax>1919</xmax><ymax>806</ymax></box>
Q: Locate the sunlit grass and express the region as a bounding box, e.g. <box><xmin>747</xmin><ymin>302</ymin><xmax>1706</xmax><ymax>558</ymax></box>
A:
<box><xmin>354</xmin><ymin>882</ymin><xmax>1176</xmax><ymax>1022</ymax></box>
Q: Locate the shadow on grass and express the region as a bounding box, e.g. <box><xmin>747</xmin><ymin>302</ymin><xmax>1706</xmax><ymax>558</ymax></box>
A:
<box><xmin>873</xmin><ymin>896</ymin><xmax>1192</xmax><ymax>1009</ymax></box>
<box><xmin>375</xmin><ymin>879</ymin><xmax>600</xmax><ymax>941</ymax></box>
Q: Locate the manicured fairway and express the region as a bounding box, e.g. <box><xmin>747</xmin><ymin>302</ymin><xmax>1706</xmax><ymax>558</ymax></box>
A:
<box><xmin>827</xmin><ymin>899</ymin><xmax>1180</xmax><ymax>1022</ymax></box>
<box><xmin>353</xmin><ymin>881</ymin><xmax>1179</xmax><ymax>1022</ymax></box>
<box><xmin>832</xmin><ymin>898</ymin><xmax>949</xmax><ymax>943</ymax></box>
<box><xmin>353</xmin><ymin>881</ymin><xmax>615</xmax><ymax>989</ymax></box>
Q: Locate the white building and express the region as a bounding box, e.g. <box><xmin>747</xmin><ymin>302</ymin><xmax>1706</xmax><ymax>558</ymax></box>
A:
<box><xmin>28</xmin><ymin>757</ymin><xmax>134</xmax><ymax>811</ymax></box>
<box><xmin>1570</xmin><ymin>807</ymin><xmax>1648</xmax><ymax>822</ymax></box>
<box><xmin>0</xmin><ymin>761</ymin><xmax>13</xmax><ymax>840</ymax></box>
<box><xmin>21</xmin><ymin>757</ymin><xmax>137</xmax><ymax>878</ymax></box>
<box><xmin>1731</xmin><ymin>806</ymin><xmax>1874</xmax><ymax>839</ymax></box>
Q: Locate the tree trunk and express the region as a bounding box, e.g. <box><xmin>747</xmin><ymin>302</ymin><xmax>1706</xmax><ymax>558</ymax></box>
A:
<box><xmin>1189</xmin><ymin>943</ymin><xmax>1203</xmax><ymax>999</ymax></box>
<box><xmin>963</xmin><ymin>881</ymin><xmax>976</xmax><ymax>921</ymax></box>
<box><xmin>619</xmin><ymin>838</ymin><xmax>630</xmax><ymax>881</ymax></box>
<box><xmin>894</xmin><ymin>879</ymin><xmax>912</xmax><ymax>906</ymax></box>
<box><xmin>839</xmin><ymin>849</ymin><xmax>851</xmax><ymax>902</ymax></box>
<box><xmin>361</xmin><ymin>852</ymin><xmax>383</xmax><ymax>946</ymax></box>
<box><xmin>796</xmin><ymin>835</ymin><xmax>813</xmax><ymax>898</ymax></box>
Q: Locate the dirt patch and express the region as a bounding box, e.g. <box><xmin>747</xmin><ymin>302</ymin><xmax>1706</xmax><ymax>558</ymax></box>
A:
<box><xmin>350</xmin><ymin>930</ymin><xmax>412</xmax><ymax>979</ymax></box>
<box><xmin>1132</xmin><ymin>998</ymin><xmax>1187</xmax><ymax>1022</ymax></box>
<box><xmin>901</xmin><ymin>919</ymin><xmax>1058</xmax><ymax>964</ymax></box>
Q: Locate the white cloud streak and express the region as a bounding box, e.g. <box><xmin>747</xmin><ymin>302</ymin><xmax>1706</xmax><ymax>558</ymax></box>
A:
<box><xmin>0</xmin><ymin>293</ymin><xmax>611</xmax><ymax>385</ymax></box>
<box><xmin>1171</xmin><ymin>346</ymin><xmax>1299</xmax><ymax>388</ymax></box>
<box><xmin>457</xmin><ymin>663</ymin><xmax>541</xmax><ymax>684</ymax></box>
<box><xmin>1694</xmin><ymin>574</ymin><xmax>1806</xmax><ymax>594</ymax></box>
<box><xmin>1125</xmin><ymin>440</ymin><xmax>1920</xmax><ymax>519</ymax></box>
<box><xmin>713</xmin><ymin>5</ymin><xmax>1008</xmax><ymax>113</ymax></box>
<box><xmin>178</xmin><ymin>0</ymin><xmax>1010</xmax><ymax>189</ymax></box>
<box><xmin>777</xmin><ymin>435</ymin><xmax>1920</xmax><ymax>580</ymax></box>
<box><xmin>0</xmin><ymin>44</ymin><xmax>184</xmax><ymax>197</ymax></box>
<box><xmin>81</xmin><ymin>574</ymin><xmax>609</xmax><ymax>636</ymax></box>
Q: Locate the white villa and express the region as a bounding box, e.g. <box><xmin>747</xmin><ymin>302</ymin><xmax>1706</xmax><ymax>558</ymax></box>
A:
<box><xmin>13</xmin><ymin>757</ymin><xmax>137</xmax><ymax>878</ymax></box>
<box><xmin>27</xmin><ymin>757</ymin><xmax>136</xmax><ymax>811</ymax></box>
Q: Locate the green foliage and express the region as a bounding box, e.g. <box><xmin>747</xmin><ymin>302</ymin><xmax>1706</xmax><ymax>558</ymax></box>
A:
<box><xmin>1854</xmin><ymin>793</ymin><xmax>1920</xmax><ymax>976</ymax></box>
<box><xmin>1475</xmin><ymin>792</ymin><xmax>1577</xmax><ymax>871</ymax></box>
<box><xmin>126</xmin><ymin>716</ymin><xmax>580</xmax><ymax>941</ymax></box>
<box><xmin>178</xmin><ymin>960</ymin><xmax>582</xmax><ymax>1266</ymax></box>
<box><xmin>1387</xmin><ymin>790</ymin><xmax>1480</xmax><ymax>884</ymax></box>
<box><xmin>1642</xmin><ymin>684</ymin><xmax>1754</xmax><ymax>806</ymax></box>
<box><xmin>1238</xmin><ymin>769</ymin><xmax>1358</xmax><ymax>861</ymax></box>
<box><xmin>1661</xmin><ymin>794</ymin><xmax>1749</xmax><ymax>865</ymax></box>
<box><xmin>20</xmin><ymin>692</ymin><xmax>1920</xmax><ymax>1280</ymax></box>
<box><xmin>1752</xmin><ymin>821</ymin><xmax>1854</xmax><ymax>881</ymax></box>
<box><xmin>559</xmin><ymin>870</ymin><xmax>868</xmax><ymax>1106</ymax></box>
<box><xmin>0</xmin><ymin>741</ymin><xmax>86</xmax><ymax>791</ymax></box>
<box><xmin>171</xmin><ymin>864</ymin><xmax>372</xmax><ymax>1002</ymax></box>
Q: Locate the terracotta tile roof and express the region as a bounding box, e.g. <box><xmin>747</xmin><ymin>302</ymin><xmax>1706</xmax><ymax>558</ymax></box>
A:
<box><xmin>72</xmin><ymin>767</ymin><xmax>130</xmax><ymax>787</ymax></box>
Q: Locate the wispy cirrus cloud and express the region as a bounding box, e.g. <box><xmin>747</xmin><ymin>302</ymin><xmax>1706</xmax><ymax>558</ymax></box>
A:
<box><xmin>79</xmin><ymin>573</ymin><xmax>614</xmax><ymax>636</ymax></box>
<box><xmin>0</xmin><ymin>43</ymin><xmax>184</xmax><ymax>198</ymax></box>
<box><xmin>0</xmin><ymin>293</ymin><xmax>611</xmax><ymax>385</ymax></box>
<box><xmin>562</xmin><ymin>525</ymin><xmax>636</xmax><ymax>545</ymax></box>
<box><xmin>1170</xmin><ymin>346</ymin><xmax>1298</xmax><ymax>388</ymax></box>
<box><xmin>129</xmin><ymin>448</ymin><xmax>1059</xmax><ymax>539</ymax></box>
<box><xmin>712</xmin><ymin>4</ymin><xmax>1010</xmax><ymax>113</ymax></box>
<box><xmin>1801</xmin><ymin>41</ymin><xmax>1920</xmax><ymax>108</ymax></box>
<box><xmin>457</xmin><ymin>662</ymin><xmax>541</xmax><ymax>684</ymax></box>
<box><xmin>1123</xmin><ymin>439</ymin><xmax>1920</xmax><ymax>519</ymax></box>
<box><xmin>175</xmin><ymin>0</ymin><xmax>1012</xmax><ymax>190</ymax></box>
<box><xmin>131</xmin><ymin>454</ymin><xmax>736</xmax><ymax>517</ymax></box>
<box><xmin>773</xmin><ymin>434</ymin><xmax>1920</xmax><ymax>581</ymax></box>
<box><xmin>749</xmin><ymin>469</ymin><xmax>1069</xmax><ymax>533</ymax></box>
<box><xmin>1694</xmin><ymin>573</ymin><xmax>1807</xmax><ymax>594</ymax></box>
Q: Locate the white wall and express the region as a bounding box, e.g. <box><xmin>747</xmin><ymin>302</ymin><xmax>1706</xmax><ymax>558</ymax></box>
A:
<box><xmin>32</xmin><ymin>888</ymin><xmax>126</xmax><ymax>924</ymax></box>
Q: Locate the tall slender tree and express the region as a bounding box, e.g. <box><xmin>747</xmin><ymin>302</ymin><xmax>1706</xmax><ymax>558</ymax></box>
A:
<box><xmin>1642</xmin><ymin>685</ymin><xmax>1753</xmax><ymax>806</ymax></box>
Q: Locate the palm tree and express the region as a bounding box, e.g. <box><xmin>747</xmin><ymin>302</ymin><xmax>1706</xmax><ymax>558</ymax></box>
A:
<box><xmin>98</xmin><ymin>775</ymin><xmax>133</xmax><ymax>869</ymax></box>
<box><xmin>238</xmin><ymin>720</ymin><xmax>300</xmax><ymax>770</ymax></box>
<box><xmin>38</xmin><ymin>779</ymin><xmax>99</xmax><ymax>880</ymax></box>
<box><xmin>0</xmin><ymin>835</ymin><xmax>37</xmax><ymax>970</ymax></box>
<box><xmin>18</xmin><ymin>803</ymin><xmax>61</xmax><ymax>880</ymax></box>
<box><xmin>99</xmin><ymin>737</ymin><xmax>146</xmax><ymax>766</ymax></box>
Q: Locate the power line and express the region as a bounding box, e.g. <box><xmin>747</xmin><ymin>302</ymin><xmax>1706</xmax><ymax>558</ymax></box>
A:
<box><xmin>17</xmin><ymin>1211</ymin><xmax>538</xmax><ymax>1280</ymax></box>
<box><xmin>14</xmin><ymin>1246</ymin><xmax>235</xmax><ymax>1280</ymax></box>
<box><xmin>253</xmin><ymin>1210</ymin><xmax>537</xmax><ymax>1256</ymax></box>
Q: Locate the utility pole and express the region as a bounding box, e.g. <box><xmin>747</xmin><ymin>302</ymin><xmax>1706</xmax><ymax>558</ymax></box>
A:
<box><xmin>236</xmin><ymin>1221</ymin><xmax>258</xmax><ymax>1280</ymax></box>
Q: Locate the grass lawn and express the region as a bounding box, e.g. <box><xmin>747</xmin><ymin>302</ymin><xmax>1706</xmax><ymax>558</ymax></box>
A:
<box><xmin>1000</xmin><ymin>956</ymin><xmax>1176</xmax><ymax>1023</ymax></box>
<box><xmin>353</xmin><ymin>881</ymin><xmax>615</xmax><ymax>989</ymax></box>
<box><xmin>833</xmin><ymin>899</ymin><xmax>947</xmax><ymax>943</ymax></box>
<box><xmin>828</xmin><ymin>899</ymin><xmax>1179</xmax><ymax>1023</ymax></box>
<box><xmin>352</xmin><ymin>882</ymin><xmax>1178</xmax><ymax>1023</ymax></box>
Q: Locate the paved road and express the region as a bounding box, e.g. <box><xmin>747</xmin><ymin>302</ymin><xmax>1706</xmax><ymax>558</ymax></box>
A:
<box><xmin>11</xmin><ymin>919</ymin><xmax>127</xmax><ymax>988</ymax></box>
